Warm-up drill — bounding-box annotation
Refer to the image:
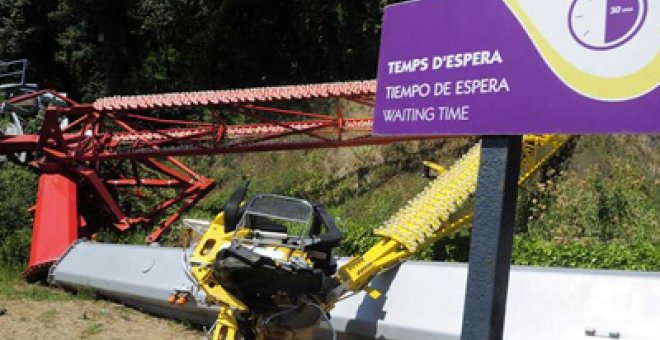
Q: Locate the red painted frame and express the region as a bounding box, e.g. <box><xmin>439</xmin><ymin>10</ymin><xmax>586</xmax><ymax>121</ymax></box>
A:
<box><xmin>0</xmin><ymin>81</ymin><xmax>441</xmax><ymax>279</ymax></box>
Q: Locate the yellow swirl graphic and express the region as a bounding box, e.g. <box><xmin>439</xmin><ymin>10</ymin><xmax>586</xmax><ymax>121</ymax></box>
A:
<box><xmin>504</xmin><ymin>0</ymin><xmax>659</xmax><ymax>101</ymax></box>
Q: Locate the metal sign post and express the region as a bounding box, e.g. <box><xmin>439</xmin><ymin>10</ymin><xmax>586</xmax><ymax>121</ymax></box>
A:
<box><xmin>460</xmin><ymin>135</ymin><xmax>522</xmax><ymax>340</ymax></box>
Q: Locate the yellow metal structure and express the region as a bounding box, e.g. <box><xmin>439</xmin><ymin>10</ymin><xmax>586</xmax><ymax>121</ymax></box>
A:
<box><xmin>212</xmin><ymin>306</ymin><xmax>240</xmax><ymax>340</ymax></box>
<box><xmin>189</xmin><ymin>212</ymin><xmax>247</xmax><ymax>340</ymax></box>
<box><xmin>422</xmin><ymin>160</ymin><xmax>447</xmax><ymax>176</ymax></box>
<box><xmin>192</xmin><ymin>134</ymin><xmax>570</xmax><ymax>339</ymax></box>
<box><xmin>335</xmin><ymin>135</ymin><xmax>570</xmax><ymax>294</ymax></box>
<box><xmin>189</xmin><ymin>209</ymin><xmax>320</xmax><ymax>340</ymax></box>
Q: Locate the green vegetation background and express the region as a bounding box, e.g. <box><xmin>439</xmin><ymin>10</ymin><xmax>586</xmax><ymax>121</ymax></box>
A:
<box><xmin>1</xmin><ymin>136</ymin><xmax>658</xmax><ymax>270</ymax></box>
<box><xmin>1</xmin><ymin>1</ymin><xmax>658</xmax><ymax>271</ymax></box>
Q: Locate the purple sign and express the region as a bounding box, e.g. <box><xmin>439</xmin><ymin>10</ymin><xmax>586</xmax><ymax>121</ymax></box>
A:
<box><xmin>373</xmin><ymin>0</ymin><xmax>659</xmax><ymax>135</ymax></box>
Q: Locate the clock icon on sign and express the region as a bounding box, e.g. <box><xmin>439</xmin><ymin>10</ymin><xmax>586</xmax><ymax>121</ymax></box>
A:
<box><xmin>568</xmin><ymin>0</ymin><xmax>647</xmax><ymax>50</ymax></box>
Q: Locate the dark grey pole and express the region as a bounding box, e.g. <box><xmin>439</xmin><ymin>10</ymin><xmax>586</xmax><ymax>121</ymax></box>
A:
<box><xmin>460</xmin><ymin>135</ymin><xmax>522</xmax><ymax>340</ymax></box>
<box><xmin>20</xmin><ymin>59</ymin><xmax>27</xmax><ymax>86</ymax></box>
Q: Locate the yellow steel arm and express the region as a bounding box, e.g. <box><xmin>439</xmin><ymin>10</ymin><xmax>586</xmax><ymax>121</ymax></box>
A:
<box><xmin>189</xmin><ymin>134</ymin><xmax>570</xmax><ymax>339</ymax></box>
<box><xmin>188</xmin><ymin>212</ymin><xmax>249</xmax><ymax>340</ymax></box>
<box><xmin>335</xmin><ymin>135</ymin><xmax>570</xmax><ymax>296</ymax></box>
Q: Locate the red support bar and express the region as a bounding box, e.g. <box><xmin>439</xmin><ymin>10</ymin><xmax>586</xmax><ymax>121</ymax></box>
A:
<box><xmin>145</xmin><ymin>179</ymin><xmax>214</xmax><ymax>243</ymax></box>
<box><xmin>0</xmin><ymin>135</ymin><xmax>39</xmax><ymax>153</ymax></box>
<box><xmin>166</xmin><ymin>157</ymin><xmax>201</xmax><ymax>180</ymax></box>
<box><xmin>241</xmin><ymin>104</ymin><xmax>334</xmax><ymax>120</ymax></box>
<box><xmin>141</xmin><ymin>158</ymin><xmax>192</xmax><ymax>183</ymax></box>
<box><xmin>58</xmin><ymin>104</ymin><xmax>95</xmax><ymax>115</ymax></box>
<box><xmin>239</xmin><ymin>108</ymin><xmax>334</xmax><ymax>142</ymax></box>
<box><xmin>78</xmin><ymin>134</ymin><xmax>447</xmax><ymax>160</ymax></box>
<box><xmin>6</xmin><ymin>89</ymin><xmax>78</xmax><ymax>107</ymax></box>
<box><xmin>76</xmin><ymin>168</ymin><xmax>129</xmax><ymax>230</ymax></box>
<box><xmin>148</xmin><ymin>128</ymin><xmax>213</xmax><ymax>145</ymax></box>
<box><xmin>24</xmin><ymin>172</ymin><xmax>78</xmax><ymax>282</ymax></box>
<box><xmin>107</xmin><ymin>114</ymin><xmax>202</xmax><ymax>181</ymax></box>
<box><xmin>105</xmin><ymin>178</ymin><xmax>185</xmax><ymax>187</ymax></box>
<box><xmin>140</xmin><ymin>184</ymin><xmax>200</xmax><ymax>220</ymax></box>
<box><xmin>6</xmin><ymin>89</ymin><xmax>51</xmax><ymax>104</ymax></box>
<box><xmin>123</xmin><ymin>113</ymin><xmax>214</xmax><ymax>126</ymax></box>
<box><xmin>37</xmin><ymin>108</ymin><xmax>68</xmax><ymax>150</ymax></box>
<box><xmin>61</xmin><ymin>115</ymin><xmax>88</xmax><ymax>133</ymax></box>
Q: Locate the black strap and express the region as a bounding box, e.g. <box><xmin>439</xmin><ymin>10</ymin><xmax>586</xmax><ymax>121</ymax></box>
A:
<box><xmin>223</xmin><ymin>182</ymin><xmax>249</xmax><ymax>232</ymax></box>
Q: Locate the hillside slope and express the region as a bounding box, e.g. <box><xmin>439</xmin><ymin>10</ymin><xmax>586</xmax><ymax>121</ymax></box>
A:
<box><xmin>0</xmin><ymin>135</ymin><xmax>658</xmax><ymax>270</ymax></box>
<box><xmin>185</xmin><ymin>135</ymin><xmax>659</xmax><ymax>268</ymax></box>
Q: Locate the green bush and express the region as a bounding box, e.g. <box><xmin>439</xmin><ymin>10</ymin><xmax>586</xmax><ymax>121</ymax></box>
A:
<box><xmin>0</xmin><ymin>164</ymin><xmax>37</xmax><ymax>267</ymax></box>
<box><xmin>0</xmin><ymin>227</ymin><xmax>32</xmax><ymax>268</ymax></box>
<box><xmin>337</xmin><ymin>222</ymin><xmax>378</xmax><ymax>257</ymax></box>
<box><xmin>1</xmin><ymin>134</ymin><xmax>657</xmax><ymax>274</ymax></box>
<box><xmin>524</xmin><ymin>136</ymin><xmax>659</xmax><ymax>245</ymax></box>
<box><xmin>513</xmin><ymin>236</ymin><xmax>660</xmax><ymax>271</ymax></box>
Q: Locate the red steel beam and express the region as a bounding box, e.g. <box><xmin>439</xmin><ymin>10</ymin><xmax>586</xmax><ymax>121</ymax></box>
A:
<box><xmin>72</xmin><ymin>135</ymin><xmax>445</xmax><ymax>161</ymax></box>
<box><xmin>105</xmin><ymin>178</ymin><xmax>185</xmax><ymax>187</ymax></box>
<box><xmin>3</xmin><ymin>79</ymin><xmax>454</xmax><ymax>278</ymax></box>
<box><xmin>24</xmin><ymin>172</ymin><xmax>79</xmax><ymax>282</ymax></box>
<box><xmin>92</xmin><ymin>80</ymin><xmax>377</xmax><ymax>112</ymax></box>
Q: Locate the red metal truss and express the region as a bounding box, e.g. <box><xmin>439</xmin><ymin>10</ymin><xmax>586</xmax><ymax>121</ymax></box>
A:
<box><xmin>92</xmin><ymin>80</ymin><xmax>377</xmax><ymax>111</ymax></box>
<box><xmin>0</xmin><ymin>80</ymin><xmax>441</xmax><ymax>279</ymax></box>
<box><xmin>3</xmin><ymin>82</ymin><xmax>431</xmax><ymax>163</ymax></box>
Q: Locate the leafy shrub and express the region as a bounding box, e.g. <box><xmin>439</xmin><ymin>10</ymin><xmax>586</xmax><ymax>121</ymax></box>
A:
<box><xmin>0</xmin><ymin>164</ymin><xmax>37</xmax><ymax>267</ymax></box>
<box><xmin>524</xmin><ymin>136</ymin><xmax>658</xmax><ymax>245</ymax></box>
<box><xmin>338</xmin><ymin>222</ymin><xmax>378</xmax><ymax>257</ymax></box>
<box><xmin>513</xmin><ymin>236</ymin><xmax>660</xmax><ymax>271</ymax></box>
<box><xmin>0</xmin><ymin>227</ymin><xmax>32</xmax><ymax>267</ymax></box>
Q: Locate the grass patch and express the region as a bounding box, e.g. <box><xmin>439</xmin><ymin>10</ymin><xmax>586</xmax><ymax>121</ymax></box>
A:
<box><xmin>37</xmin><ymin>308</ymin><xmax>58</xmax><ymax>323</ymax></box>
<box><xmin>513</xmin><ymin>236</ymin><xmax>660</xmax><ymax>271</ymax></box>
<box><xmin>81</xmin><ymin>322</ymin><xmax>104</xmax><ymax>338</ymax></box>
<box><xmin>0</xmin><ymin>266</ymin><xmax>87</xmax><ymax>301</ymax></box>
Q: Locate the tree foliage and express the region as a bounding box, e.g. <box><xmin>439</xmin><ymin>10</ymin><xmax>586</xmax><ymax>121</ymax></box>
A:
<box><xmin>0</xmin><ymin>0</ymin><xmax>396</xmax><ymax>100</ymax></box>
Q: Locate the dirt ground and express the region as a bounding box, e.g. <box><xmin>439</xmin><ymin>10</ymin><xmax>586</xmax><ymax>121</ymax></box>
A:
<box><xmin>0</xmin><ymin>270</ymin><xmax>352</xmax><ymax>340</ymax></box>
<box><xmin>0</xmin><ymin>299</ymin><xmax>205</xmax><ymax>340</ymax></box>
